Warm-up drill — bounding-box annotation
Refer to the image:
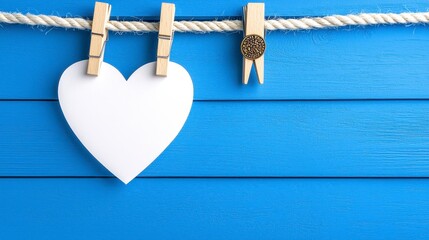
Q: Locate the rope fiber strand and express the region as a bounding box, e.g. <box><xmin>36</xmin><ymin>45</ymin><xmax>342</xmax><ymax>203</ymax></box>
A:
<box><xmin>1</xmin><ymin>11</ymin><xmax>429</xmax><ymax>32</ymax></box>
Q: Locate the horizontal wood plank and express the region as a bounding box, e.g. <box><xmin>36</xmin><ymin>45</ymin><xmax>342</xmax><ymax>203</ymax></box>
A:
<box><xmin>0</xmin><ymin>100</ymin><xmax>428</xmax><ymax>177</ymax></box>
<box><xmin>1</xmin><ymin>0</ymin><xmax>428</xmax><ymax>17</ymax></box>
<box><xmin>1</xmin><ymin>25</ymin><xmax>429</xmax><ymax>100</ymax></box>
<box><xmin>0</xmin><ymin>178</ymin><xmax>429</xmax><ymax>239</ymax></box>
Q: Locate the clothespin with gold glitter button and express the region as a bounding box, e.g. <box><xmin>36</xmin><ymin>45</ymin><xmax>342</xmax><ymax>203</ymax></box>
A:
<box><xmin>241</xmin><ymin>3</ymin><xmax>265</xmax><ymax>84</ymax></box>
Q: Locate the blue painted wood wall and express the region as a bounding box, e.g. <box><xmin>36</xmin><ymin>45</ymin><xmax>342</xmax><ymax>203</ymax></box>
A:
<box><xmin>1</xmin><ymin>0</ymin><xmax>429</xmax><ymax>239</ymax></box>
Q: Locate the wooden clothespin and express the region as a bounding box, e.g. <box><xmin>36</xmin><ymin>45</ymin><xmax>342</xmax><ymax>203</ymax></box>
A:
<box><xmin>156</xmin><ymin>3</ymin><xmax>175</xmax><ymax>76</ymax></box>
<box><xmin>87</xmin><ymin>2</ymin><xmax>111</xmax><ymax>76</ymax></box>
<box><xmin>241</xmin><ymin>3</ymin><xmax>265</xmax><ymax>84</ymax></box>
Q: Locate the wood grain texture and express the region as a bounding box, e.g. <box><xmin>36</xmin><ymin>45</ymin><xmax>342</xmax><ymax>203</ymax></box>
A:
<box><xmin>1</xmin><ymin>25</ymin><xmax>429</xmax><ymax>100</ymax></box>
<box><xmin>1</xmin><ymin>178</ymin><xmax>429</xmax><ymax>240</ymax></box>
<box><xmin>0</xmin><ymin>100</ymin><xmax>427</xmax><ymax>177</ymax></box>
<box><xmin>1</xmin><ymin>0</ymin><xmax>428</xmax><ymax>17</ymax></box>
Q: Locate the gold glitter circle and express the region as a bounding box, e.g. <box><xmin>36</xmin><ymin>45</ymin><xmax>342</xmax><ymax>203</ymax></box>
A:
<box><xmin>241</xmin><ymin>34</ymin><xmax>266</xmax><ymax>60</ymax></box>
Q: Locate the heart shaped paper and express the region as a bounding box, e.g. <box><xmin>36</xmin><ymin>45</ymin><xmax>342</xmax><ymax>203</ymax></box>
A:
<box><xmin>58</xmin><ymin>60</ymin><xmax>193</xmax><ymax>184</ymax></box>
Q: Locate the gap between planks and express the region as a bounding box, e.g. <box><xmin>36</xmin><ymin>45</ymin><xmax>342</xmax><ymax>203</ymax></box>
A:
<box><xmin>1</xmin><ymin>98</ymin><xmax>429</xmax><ymax>102</ymax></box>
<box><xmin>1</xmin><ymin>176</ymin><xmax>429</xmax><ymax>179</ymax></box>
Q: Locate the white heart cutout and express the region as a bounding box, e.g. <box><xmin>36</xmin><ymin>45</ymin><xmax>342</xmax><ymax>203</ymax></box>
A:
<box><xmin>58</xmin><ymin>60</ymin><xmax>193</xmax><ymax>184</ymax></box>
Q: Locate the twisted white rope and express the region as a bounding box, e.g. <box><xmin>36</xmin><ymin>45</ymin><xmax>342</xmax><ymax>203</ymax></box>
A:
<box><xmin>1</xmin><ymin>11</ymin><xmax>429</xmax><ymax>33</ymax></box>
